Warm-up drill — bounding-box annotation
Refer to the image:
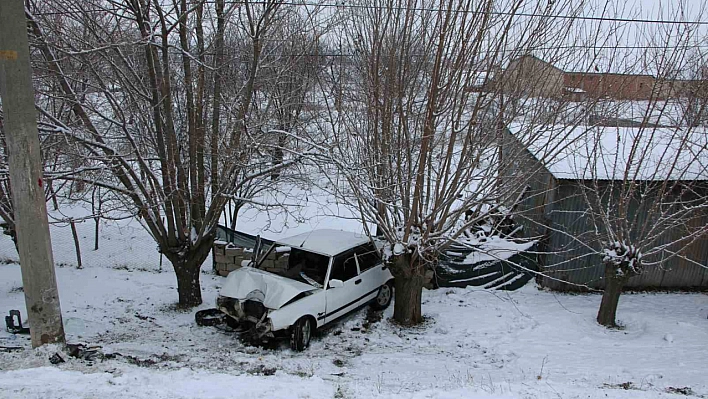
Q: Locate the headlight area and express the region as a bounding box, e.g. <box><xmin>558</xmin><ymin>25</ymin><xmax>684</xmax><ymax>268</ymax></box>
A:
<box><xmin>217</xmin><ymin>295</ymin><xmax>274</xmax><ymax>341</ymax></box>
<box><xmin>243</xmin><ymin>299</ymin><xmax>273</xmax><ymax>339</ymax></box>
<box><xmin>216</xmin><ymin>295</ymin><xmax>244</xmax><ymax>320</ymax></box>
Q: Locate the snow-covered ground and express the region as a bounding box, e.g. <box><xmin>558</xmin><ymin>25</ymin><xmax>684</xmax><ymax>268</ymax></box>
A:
<box><xmin>0</xmin><ymin>200</ymin><xmax>707</xmax><ymax>398</ymax></box>
<box><xmin>0</xmin><ymin>183</ymin><xmax>365</xmax><ymax>269</ymax></box>
<box><xmin>1</xmin><ymin>259</ymin><xmax>707</xmax><ymax>398</ymax></box>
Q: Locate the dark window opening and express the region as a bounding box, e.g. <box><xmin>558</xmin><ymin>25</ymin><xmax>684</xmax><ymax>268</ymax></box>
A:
<box><xmin>330</xmin><ymin>250</ymin><xmax>359</xmax><ymax>282</ymax></box>
<box><xmin>285</xmin><ymin>248</ymin><xmax>329</xmax><ymax>287</ymax></box>
<box><xmin>353</xmin><ymin>243</ymin><xmax>382</xmax><ymax>272</ymax></box>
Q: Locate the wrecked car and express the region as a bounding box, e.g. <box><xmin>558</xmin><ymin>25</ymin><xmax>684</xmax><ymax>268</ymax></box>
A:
<box><xmin>215</xmin><ymin>229</ymin><xmax>394</xmax><ymax>351</ymax></box>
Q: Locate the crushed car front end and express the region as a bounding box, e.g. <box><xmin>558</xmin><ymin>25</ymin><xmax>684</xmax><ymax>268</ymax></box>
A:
<box><xmin>216</xmin><ymin>293</ymin><xmax>275</xmax><ymax>341</ymax></box>
<box><xmin>213</xmin><ymin>266</ymin><xmax>324</xmax><ymax>343</ymax></box>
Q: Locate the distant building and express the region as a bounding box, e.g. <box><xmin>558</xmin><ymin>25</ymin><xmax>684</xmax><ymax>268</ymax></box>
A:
<box><xmin>500</xmin><ymin>55</ymin><xmax>707</xmax><ymax>102</ymax></box>
<box><xmin>499</xmin><ymin>124</ymin><xmax>708</xmax><ymax>291</ymax></box>
<box><xmin>563</xmin><ymin>72</ymin><xmax>656</xmax><ymax>100</ymax></box>
<box><xmin>658</xmin><ymin>78</ymin><xmax>708</xmax><ymax>99</ymax></box>
<box><xmin>498</xmin><ymin>55</ymin><xmax>565</xmax><ymax>98</ymax></box>
<box><xmin>563</xmin><ymin>86</ymin><xmax>587</xmax><ymax>102</ymax></box>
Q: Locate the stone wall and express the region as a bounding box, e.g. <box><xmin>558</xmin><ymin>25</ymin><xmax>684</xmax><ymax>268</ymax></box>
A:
<box><xmin>258</xmin><ymin>247</ymin><xmax>290</xmax><ymax>275</ymax></box>
<box><xmin>213</xmin><ymin>241</ymin><xmax>252</xmax><ymax>276</ymax></box>
<box><xmin>212</xmin><ymin>241</ymin><xmax>290</xmax><ymax>277</ymax></box>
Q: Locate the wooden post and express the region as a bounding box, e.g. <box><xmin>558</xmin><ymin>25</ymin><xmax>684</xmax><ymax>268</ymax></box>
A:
<box><xmin>94</xmin><ymin>217</ymin><xmax>99</xmax><ymax>251</ymax></box>
<box><xmin>92</xmin><ymin>187</ymin><xmax>101</xmax><ymax>251</ymax></box>
<box><xmin>69</xmin><ymin>220</ymin><xmax>82</xmax><ymax>269</ymax></box>
<box><xmin>0</xmin><ymin>0</ymin><xmax>66</xmax><ymax>347</ymax></box>
<box><xmin>159</xmin><ymin>217</ymin><xmax>164</xmax><ymax>271</ymax></box>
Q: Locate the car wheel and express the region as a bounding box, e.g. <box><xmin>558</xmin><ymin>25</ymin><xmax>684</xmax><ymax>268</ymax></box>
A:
<box><xmin>290</xmin><ymin>316</ymin><xmax>313</xmax><ymax>352</ymax></box>
<box><xmin>195</xmin><ymin>309</ymin><xmax>225</xmax><ymax>326</ymax></box>
<box><xmin>370</xmin><ymin>282</ymin><xmax>393</xmax><ymax>311</ymax></box>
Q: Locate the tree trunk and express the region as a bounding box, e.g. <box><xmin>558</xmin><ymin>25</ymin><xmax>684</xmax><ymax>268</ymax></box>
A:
<box><xmin>391</xmin><ymin>253</ymin><xmax>424</xmax><ymax>326</ymax></box>
<box><xmin>271</xmin><ymin>130</ymin><xmax>286</xmax><ymax>180</ymax></box>
<box><xmin>168</xmin><ymin>237</ymin><xmax>214</xmax><ymax>308</ymax></box>
<box><xmin>394</xmin><ymin>275</ymin><xmax>424</xmax><ymax>325</ymax></box>
<box><xmin>173</xmin><ymin>258</ymin><xmax>203</xmax><ymax>308</ymax></box>
<box><xmin>211</xmin><ymin>0</ymin><xmax>225</xmax><ymax>199</ymax></box>
<box><xmin>597</xmin><ymin>266</ymin><xmax>628</xmax><ymax>328</ymax></box>
<box><xmin>230</xmin><ymin>203</ymin><xmax>238</xmax><ymax>230</ymax></box>
<box><xmin>2</xmin><ymin>223</ymin><xmax>19</xmax><ymax>254</ymax></box>
<box><xmin>48</xmin><ymin>181</ymin><xmax>59</xmax><ymax>211</ymax></box>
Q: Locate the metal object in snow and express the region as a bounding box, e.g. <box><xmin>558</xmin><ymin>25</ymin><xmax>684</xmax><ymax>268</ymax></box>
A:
<box><xmin>5</xmin><ymin>310</ymin><xmax>30</xmax><ymax>334</ymax></box>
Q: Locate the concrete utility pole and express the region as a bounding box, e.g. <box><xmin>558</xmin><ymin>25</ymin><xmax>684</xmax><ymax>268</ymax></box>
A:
<box><xmin>0</xmin><ymin>0</ymin><xmax>65</xmax><ymax>347</ymax></box>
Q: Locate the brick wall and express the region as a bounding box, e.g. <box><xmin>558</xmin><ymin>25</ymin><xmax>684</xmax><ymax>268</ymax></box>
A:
<box><xmin>563</xmin><ymin>73</ymin><xmax>657</xmax><ymax>100</ymax></box>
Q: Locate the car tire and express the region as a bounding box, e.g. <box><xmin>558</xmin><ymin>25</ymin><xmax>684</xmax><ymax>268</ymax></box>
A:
<box><xmin>224</xmin><ymin>315</ymin><xmax>242</xmax><ymax>329</ymax></box>
<box><xmin>370</xmin><ymin>281</ymin><xmax>393</xmax><ymax>311</ymax></box>
<box><xmin>290</xmin><ymin>316</ymin><xmax>313</xmax><ymax>352</ymax></box>
<box><xmin>195</xmin><ymin>308</ymin><xmax>225</xmax><ymax>326</ymax></box>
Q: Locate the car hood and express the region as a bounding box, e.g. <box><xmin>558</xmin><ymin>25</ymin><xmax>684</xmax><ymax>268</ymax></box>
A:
<box><xmin>219</xmin><ymin>267</ymin><xmax>316</xmax><ymax>309</ymax></box>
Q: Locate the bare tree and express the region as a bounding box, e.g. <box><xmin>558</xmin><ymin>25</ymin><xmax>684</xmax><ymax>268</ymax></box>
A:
<box><xmin>677</xmin><ymin>52</ymin><xmax>708</xmax><ymax>128</ymax></box>
<box><xmin>575</xmin><ymin>125</ymin><xmax>708</xmax><ymax>327</ymax></box>
<box><xmin>259</xmin><ymin>13</ymin><xmax>325</xmax><ymax>180</ymax></box>
<box><xmin>564</xmin><ymin>6</ymin><xmax>708</xmax><ymax>327</ymax></box>
<box><xmin>26</xmin><ymin>0</ymin><xmax>313</xmax><ymax>307</ymax></box>
<box><xmin>320</xmin><ymin>0</ymin><xmax>590</xmax><ymax>325</ymax></box>
<box><xmin>0</xmin><ymin>108</ymin><xmax>73</xmax><ymax>253</ymax></box>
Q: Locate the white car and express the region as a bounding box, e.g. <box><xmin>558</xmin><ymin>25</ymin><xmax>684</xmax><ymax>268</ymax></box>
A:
<box><xmin>216</xmin><ymin>229</ymin><xmax>394</xmax><ymax>351</ymax></box>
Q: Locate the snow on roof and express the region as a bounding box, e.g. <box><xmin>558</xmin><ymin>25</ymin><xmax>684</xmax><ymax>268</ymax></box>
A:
<box><xmin>509</xmin><ymin>122</ymin><xmax>708</xmax><ymax>181</ymax></box>
<box><xmin>275</xmin><ymin>229</ymin><xmax>371</xmax><ymax>257</ymax></box>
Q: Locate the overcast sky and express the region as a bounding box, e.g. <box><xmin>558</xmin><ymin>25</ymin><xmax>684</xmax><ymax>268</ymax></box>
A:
<box><xmin>515</xmin><ymin>0</ymin><xmax>708</xmax><ymax>75</ymax></box>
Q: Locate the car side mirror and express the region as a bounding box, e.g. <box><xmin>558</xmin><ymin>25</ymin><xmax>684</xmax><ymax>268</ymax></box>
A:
<box><xmin>329</xmin><ymin>279</ymin><xmax>344</xmax><ymax>289</ymax></box>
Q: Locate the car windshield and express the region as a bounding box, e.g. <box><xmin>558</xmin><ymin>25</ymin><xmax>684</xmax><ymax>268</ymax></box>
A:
<box><xmin>259</xmin><ymin>246</ymin><xmax>329</xmax><ymax>288</ymax></box>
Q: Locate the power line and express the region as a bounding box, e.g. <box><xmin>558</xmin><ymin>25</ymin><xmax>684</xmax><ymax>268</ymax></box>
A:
<box><xmin>32</xmin><ymin>7</ymin><xmax>124</xmax><ymax>16</ymax></box>
<box><xmin>279</xmin><ymin>44</ymin><xmax>708</xmax><ymax>56</ymax></box>
<box><xmin>30</xmin><ymin>1</ymin><xmax>708</xmax><ymax>26</ymax></box>
<box><xmin>27</xmin><ymin>3</ymin><xmax>708</xmax><ymax>56</ymax></box>
<box><xmin>218</xmin><ymin>0</ymin><xmax>708</xmax><ymax>26</ymax></box>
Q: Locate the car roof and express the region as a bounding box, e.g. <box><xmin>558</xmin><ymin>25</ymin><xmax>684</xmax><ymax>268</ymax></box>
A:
<box><xmin>275</xmin><ymin>229</ymin><xmax>372</xmax><ymax>257</ymax></box>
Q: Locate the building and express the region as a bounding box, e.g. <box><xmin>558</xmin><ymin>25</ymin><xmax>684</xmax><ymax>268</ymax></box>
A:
<box><xmin>563</xmin><ymin>72</ymin><xmax>657</xmax><ymax>100</ymax></box>
<box><xmin>501</xmin><ymin>55</ymin><xmax>707</xmax><ymax>102</ymax></box>
<box><xmin>499</xmin><ymin>123</ymin><xmax>708</xmax><ymax>291</ymax></box>
<box><xmin>498</xmin><ymin>55</ymin><xmax>565</xmax><ymax>98</ymax></box>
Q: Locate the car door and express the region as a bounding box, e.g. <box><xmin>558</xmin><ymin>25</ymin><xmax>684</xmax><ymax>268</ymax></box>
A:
<box><xmin>354</xmin><ymin>243</ymin><xmax>387</xmax><ymax>300</ymax></box>
<box><xmin>324</xmin><ymin>249</ymin><xmax>367</xmax><ymax>323</ymax></box>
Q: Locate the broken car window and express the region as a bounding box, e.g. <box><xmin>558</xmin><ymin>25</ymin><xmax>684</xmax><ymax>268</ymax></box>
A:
<box><xmin>330</xmin><ymin>250</ymin><xmax>358</xmax><ymax>281</ymax></box>
<box><xmin>286</xmin><ymin>248</ymin><xmax>329</xmax><ymax>287</ymax></box>
<box><xmin>354</xmin><ymin>243</ymin><xmax>382</xmax><ymax>272</ymax></box>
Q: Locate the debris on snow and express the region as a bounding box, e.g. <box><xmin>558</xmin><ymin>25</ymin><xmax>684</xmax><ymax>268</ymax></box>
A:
<box><xmin>48</xmin><ymin>352</ymin><xmax>65</xmax><ymax>365</ymax></box>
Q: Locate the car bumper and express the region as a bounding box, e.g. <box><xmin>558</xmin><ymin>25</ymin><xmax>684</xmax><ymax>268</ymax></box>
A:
<box><xmin>217</xmin><ymin>295</ymin><xmax>275</xmax><ymax>339</ymax></box>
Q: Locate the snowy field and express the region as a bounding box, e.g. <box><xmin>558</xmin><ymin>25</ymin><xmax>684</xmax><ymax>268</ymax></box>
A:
<box><xmin>1</xmin><ymin>264</ymin><xmax>707</xmax><ymax>398</ymax></box>
<box><xmin>0</xmin><ymin>202</ymin><xmax>707</xmax><ymax>399</ymax></box>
